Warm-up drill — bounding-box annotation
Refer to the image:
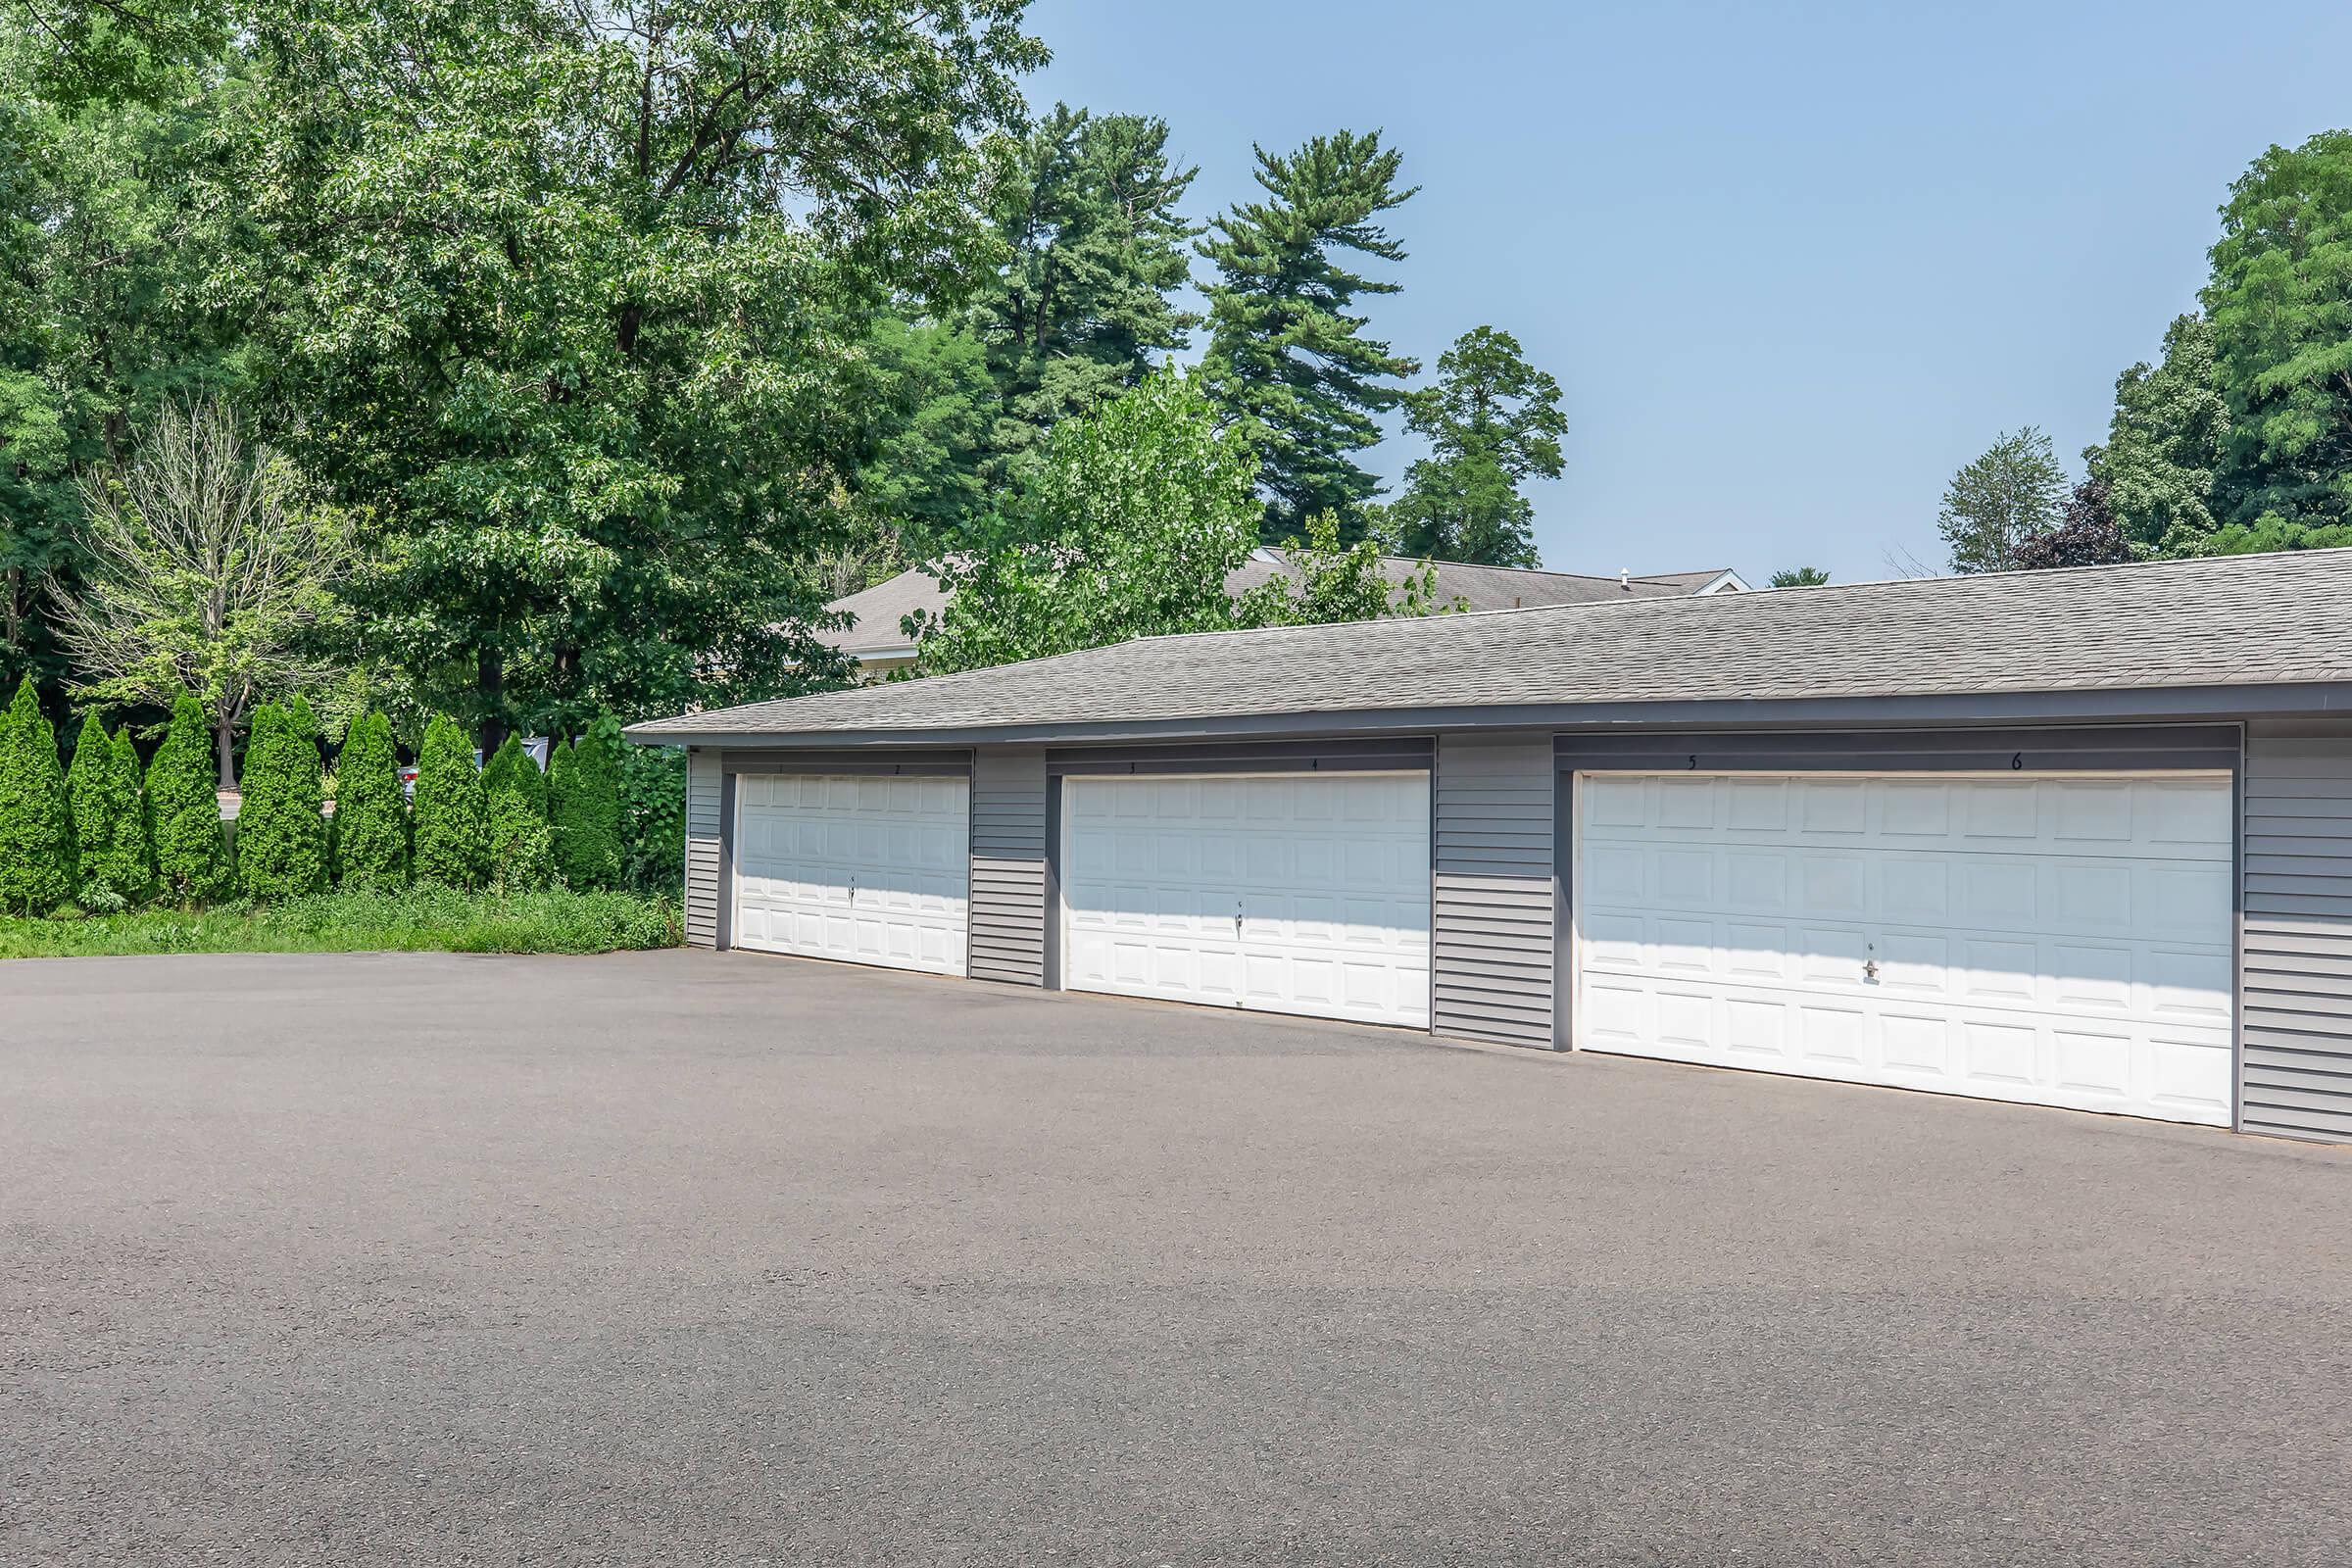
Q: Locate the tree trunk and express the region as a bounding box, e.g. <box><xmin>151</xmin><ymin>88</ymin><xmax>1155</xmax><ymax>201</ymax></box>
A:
<box><xmin>478</xmin><ymin>647</ymin><xmax>506</xmax><ymax>760</ymax></box>
<box><xmin>215</xmin><ymin>712</ymin><xmax>237</xmax><ymax>791</ymax></box>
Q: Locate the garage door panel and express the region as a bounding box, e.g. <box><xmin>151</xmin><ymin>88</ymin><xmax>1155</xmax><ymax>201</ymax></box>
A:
<box><xmin>1576</xmin><ymin>772</ymin><xmax>2234</xmax><ymax>1126</ymax></box>
<box><xmin>734</xmin><ymin>773</ymin><xmax>968</xmax><ymax>977</ymax></box>
<box><xmin>1064</xmin><ymin>773</ymin><xmax>1431</xmax><ymax>1027</ymax></box>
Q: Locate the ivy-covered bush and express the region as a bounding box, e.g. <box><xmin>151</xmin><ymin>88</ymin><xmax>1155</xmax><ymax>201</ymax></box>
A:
<box><xmin>236</xmin><ymin>703</ymin><xmax>330</xmax><ymax>899</ymax></box>
<box><xmin>618</xmin><ymin>741</ymin><xmax>686</xmax><ymax>895</ymax></box>
<box><xmin>482</xmin><ymin>734</ymin><xmax>548</xmax><ymax>815</ymax></box>
<box><xmin>411</xmin><ymin>713</ymin><xmax>487</xmax><ymax>888</ymax></box>
<box><xmin>149</xmin><ymin>692</ymin><xmax>226</xmax><ymax>902</ymax></box>
<box><xmin>333</xmin><ymin>710</ymin><xmax>408</xmax><ymax>887</ymax></box>
<box><xmin>550</xmin><ymin>720</ymin><xmax>622</xmax><ymax>891</ymax></box>
<box><xmin>67</xmin><ymin>714</ymin><xmax>148</xmax><ymax>905</ymax></box>
<box><xmin>0</xmin><ymin>678</ymin><xmax>74</xmax><ymax>914</ymax></box>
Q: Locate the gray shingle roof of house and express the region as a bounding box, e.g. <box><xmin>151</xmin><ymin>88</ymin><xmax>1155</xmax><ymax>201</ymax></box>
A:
<box><xmin>818</xmin><ymin>556</ymin><xmax>1733</xmax><ymax>655</ymax></box>
<box><xmin>634</xmin><ymin>549</ymin><xmax>2352</xmax><ymax>744</ymax></box>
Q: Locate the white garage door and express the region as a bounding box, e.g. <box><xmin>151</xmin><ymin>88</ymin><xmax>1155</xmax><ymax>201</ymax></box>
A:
<box><xmin>1573</xmin><ymin>771</ymin><xmax>2235</xmax><ymax>1125</ymax></box>
<box><xmin>734</xmin><ymin>773</ymin><xmax>969</xmax><ymax>976</ymax></box>
<box><xmin>1062</xmin><ymin>773</ymin><xmax>1431</xmax><ymax>1027</ymax></box>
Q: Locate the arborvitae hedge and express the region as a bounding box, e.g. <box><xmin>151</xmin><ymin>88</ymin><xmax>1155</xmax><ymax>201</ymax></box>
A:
<box><xmin>550</xmin><ymin>722</ymin><xmax>622</xmax><ymax>891</ymax></box>
<box><xmin>67</xmin><ymin>714</ymin><xmax>147</xmax><ymax>904</ymax></box>
<box><xmin>109</xmin><ymin>725</ymin><xmax>154</xmax><ymax>890</ymax></box>
<box><xmin>149</xmin><ymin>692</ymin><xmax>225</xmax><ymax>902</ymax></box>
<box><xmin>333</xmin><ymin>710</ymin><xmax>408</xmax><ymax>887</ymax></box>
<box><xmin>482</xmin><ymin>733</ymin><xmax>548</xmax><ymax>816</ymax></box>
<box><xmin>411</xmin><ymin>713</ymin><xmax>488</xmax><ymax>888</ymax></box>
<box><xmin>236</xmin><ymin>702</ymin><xmax>330</xmax><ymax>899</ymax></box>
<box><xmin>487</xmin><ymin>784</ymin><xmax>556</xmax><ymax>891</ymax></box>
<box><xmin>0</xmin><ymin>678</ymin><xmax>74</xmax><ymax>913</ymax></box>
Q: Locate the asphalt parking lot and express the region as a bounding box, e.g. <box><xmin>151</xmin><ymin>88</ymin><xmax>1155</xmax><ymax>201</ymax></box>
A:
<box><xmin>5</xmin><ymin>949</ymin><xmax>2349</xmax><ymax>1566</ymax></box>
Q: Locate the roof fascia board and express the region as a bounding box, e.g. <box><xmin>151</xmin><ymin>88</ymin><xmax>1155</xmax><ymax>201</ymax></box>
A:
<box><xmin>624</xmin><ymin>679</ymin><xmax>2352</xmax><ymax>749</ymax></box>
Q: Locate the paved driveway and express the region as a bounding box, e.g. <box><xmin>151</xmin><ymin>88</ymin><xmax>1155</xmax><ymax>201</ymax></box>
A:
<box><xmin>5</xmin><ymin>951</ymin><xmax>2349</xmax><ymax>1566</ymax></box>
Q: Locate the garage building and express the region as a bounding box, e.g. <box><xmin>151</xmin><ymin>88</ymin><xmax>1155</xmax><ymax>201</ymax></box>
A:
<box><xmin>628</xmin><ymin>551</ymin><xmax>2352</xmax><ymax>1146</ymax></box>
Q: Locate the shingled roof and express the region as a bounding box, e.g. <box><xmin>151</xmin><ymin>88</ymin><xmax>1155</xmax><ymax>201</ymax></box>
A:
<box><xmin>818</xmin><ymin>555</ymin><xmax>1738</xmax><ymax>656</ymax></box>
<box><xmin>633</xmin><ymin>550</ymin><xmax>2352</xmax><ymax>745</ymax></box>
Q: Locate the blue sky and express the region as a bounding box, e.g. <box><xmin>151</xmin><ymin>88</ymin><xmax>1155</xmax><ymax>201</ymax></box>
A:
<box><xmin>1023</xmin><ymin>0</ymin><xmax>2352</xmax><ymax>584</ymax></box>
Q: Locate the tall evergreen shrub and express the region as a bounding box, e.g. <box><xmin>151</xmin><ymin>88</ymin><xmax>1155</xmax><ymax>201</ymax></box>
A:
<box><xmin>236</xmin><ymin>702</ymin><xmax>329</xmax><ymax>899</ymax></box>
<box><xmin>333</xmin><ymin>710</ymin><xmax>408</xmax><ymax>887</ymax></box>
<box><xmin>482</xmin><ymin>734</ymin><xmax>548</xmax><ymax>815</ymax></box>
<box><xmin>550</xmin><ymin>720</ymin><xmax>622</xmax><ymax>891</ymax></box>
<box><xmin>149</xmin><ymin>691</ymin><xmax>225</xmax><ymax>902</ymax></box>
<box><xmin>109</xmin><ymin>726</ymin><xmax>153</xmax><ymax>889</ymax></box>
<box><xmin>487</xmin><ymin>784</ymin><xmax>556</xmax><ymax>892</ymax></box>
<box><xmin>66</xmin><ymin>714</ymin><xmax>147</xmax><ymax>904</ymax></box>
<box><xmin>0</xmin><ymin>678</ymin><xmax>74</xmax><ymax>913</ymax></box>
<box><xmin>411</xmin><ymin>714</ymin><xmax>488</xmax><ymax>888</ymax></box>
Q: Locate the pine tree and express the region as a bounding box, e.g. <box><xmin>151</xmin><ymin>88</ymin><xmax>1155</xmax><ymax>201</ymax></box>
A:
<box><xmin>236</xmin><ymin>702</ymin><xmax>329</xmax><ymax>899</ymax></box>
<box><xmin>973</xmin><ymin>104</ymin><xmax>1201</xmax><ymax>481</ymax></box>
<box><xmin>481</xmin><ymin>733</ymin><xmax>547</xmax><ymax>816</ymax></box>
<box><xmin>149</xmin><ymin>691</ymin><xmax>226</xmax><ymax>902</ymax></box>
<box><xmin>411</xmin><ymin>713</ymin><xmax>488</xmax><ymax>889</ymax></box>
<box><xmin>1199</xmin><ymin>129</ymin><xmax>1419</xmax><ymax>541</ymax></box>
<box><xmin>67</xmin><ymin>714</ymin><xmax>145</xmax><ymax>904</ymax></box>
<box><xmin>109</xmin><ymin>725</ymin><xmax>154</xmax><ymax>892</ymax></box>
<box><xmin>333</xmin><ymin>711</ymin><xmax>409</xmax><ymax>887</ymax></box>
<box><xmin>0</xmin><ymin>678</ymin><xmax>74</xmax><ymax>914</ymax></box>
<box><xmin>549</xmin><ymin>722</ymin><xmax>622</xmax><ymax>891</ymax></box>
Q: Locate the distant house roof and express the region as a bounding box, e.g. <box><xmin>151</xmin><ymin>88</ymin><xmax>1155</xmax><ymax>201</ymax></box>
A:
<box><xmin>817</xmin><ymin>553</ymin><xmax>1745</xmax><ymax>658</ymax></box>
<box><xmin>634</xmin><ymin>550</ymin><xmax>2352</xmax><ymax>748</ymax></box>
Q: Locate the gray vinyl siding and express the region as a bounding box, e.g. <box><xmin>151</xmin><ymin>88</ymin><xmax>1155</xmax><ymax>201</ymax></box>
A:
<box><xmin>2240</xmin><ymin>726</ymin><xmax>2352</xmax><ymax>1143</ymax></box>
<box><xmin>684</xmin><ymin>747</ymin><xmax>722</xmax><ymax>950</ymax></box>
<box><xmin>1432</xmin><ymin>732</ymin><xmax>1556</xmax><ymax>1049</ymax></box>
<box><xmin>969</xmin><ymin>745</ymin><xmax>1049</xmax><ymax>986</ymax></box>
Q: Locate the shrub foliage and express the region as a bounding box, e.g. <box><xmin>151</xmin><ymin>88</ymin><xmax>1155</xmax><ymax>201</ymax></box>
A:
<box><xmin>67</xmin><ymin>714</ymin><xmax>148</xmax><ymax>903</ymax></box>
<box><xmin>411</xmin><ymin>713</ymin><xmax>488</xmax><ymax>888</ymax></box>
<box><xmin>482</xmin><ymin>734</ymin><xmax>548</xmax><ymax>816</ymax></box>
<box><xmin>236</xmin><ymin>703</ymin><xmax>331</xmax><ymax>899</ymax></box>
<box><xmin>334</xmin><ymin>710</ymin><xmax>408</xmax><ymax>887</ymax></box>
<box><xmin>150</xmin><ymin>692</ymin><xmax>227</xmax><ymax>902</ymax></box>
<box><xmin>550</xmin><ymin>720</ymin><xmax>623</xmax><ymax>891</ymax></box>
<box><xmin>0</xmin><ymin>679</ymin><xmax>74</xmax><ymax>914</ymax></box>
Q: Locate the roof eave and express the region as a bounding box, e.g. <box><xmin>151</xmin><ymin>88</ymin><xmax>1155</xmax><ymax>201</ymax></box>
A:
<box><xmin>624</xmin><ymin>679</ymin><xmax>2352</xmax><ymax>750</ymax></box>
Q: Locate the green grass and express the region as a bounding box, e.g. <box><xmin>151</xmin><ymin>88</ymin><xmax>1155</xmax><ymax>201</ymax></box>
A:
<box><xmin>0</xmin><ymin>885</ymin><xmax>683</xmax><ymax>959</ymax></box>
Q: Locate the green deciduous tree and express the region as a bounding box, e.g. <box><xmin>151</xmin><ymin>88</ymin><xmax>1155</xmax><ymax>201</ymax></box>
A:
<box><xmin>1200</xmin><ymin>129</ymin><xmax>1418</xmax><ymax>541</ymax></box>
<box><xmin>146</xmin><ymin>688</ymin><xmax>222</xmax><ymax>900</ymax></box>
<box><xmin>331</xmin><ymin>710</ymin><xmax>407</xmax><ymax>888</ymax></box>
<box><xmin>52</xmin><ymin>399</ymin><xmax>353</xmax><ymax>788</ymax></box>
<box><xmin>1769</xmin><ymin>566</ymin><xmax>1832</xmax><ymax>588</ymax></box>
<box><xmin>2087</xmin><ymin>315</ymin><xmax>2232</xmax><ymax>555</ymax></box>
<box><xmin>66</xmin><ymin>710</ymin><xmax>145</xmax><ymax>902</ymax></box>
<box><xmin>549</xmin><ymin>719</ymin><xmax>623</xmax><ymax>891</ymax></box>
<box><xmin>2203</xmin><ymin>130</ymin><xmax>2352</xmax><ymax>541</ymax></box>
<box><xmin>914</xmin><ymin>366</ymin><xmax>1263</xmax><ymax>673</ymax></box>
<box><xmin>1938</xmin><ymin>427</ymin><xmax>2068</xmax><ymax>573</ymax></box>
<box><xmin>410</xmin><ymin>713</ymin><xmax>487</xmax><ymax>890</ymax></box>
<box><xmin>229</xmin><ymin>0</ymin><xmax>1044</xmax><ymax>752</ymax></box>
<box><xmin>1238</xmin><ymin>512</ymin><xmax>1446</xmax><ymax>627</ymax></box>
<box><xmin>234</xmin><ymin>700</ymin><xmax>328</xmax><ymax>899</ymax></box>
<box><xmin>0</xmin><ymin>676</ymin><xmax>74</xmax><ymax>911</ymax></box>
<box><xmin>1386</xmin><ymin>326</ymin><xmax>1566</xmax><ymax>566</ymax></box>
<box><xmin>972</xmin><ymin>103</ymin><xmax>1200</xmax><ymax>481</ymax></box>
